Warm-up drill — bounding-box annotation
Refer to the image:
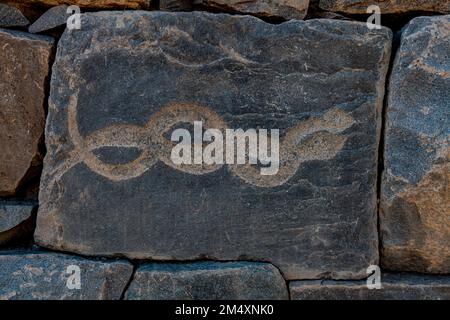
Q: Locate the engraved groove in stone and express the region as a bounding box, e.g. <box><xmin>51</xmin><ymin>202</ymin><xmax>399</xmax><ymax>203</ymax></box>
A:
<box><xmin>64</xmin><ymin>93</ymin><xmax>354</xmax><ymax>186</ymax></box>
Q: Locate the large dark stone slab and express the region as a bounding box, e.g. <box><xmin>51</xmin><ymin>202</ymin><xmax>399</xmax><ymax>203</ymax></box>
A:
<box><xmin>380</xmin><ymin>16</ymin><xmax>450</xmax><ymax>274</ymax></box>
<box><xmin>290</xmin><ymin>274</ymin><xmax>450</xmax><ymax>300</ymax></box>
<box><xmin>0</xmin><ymin>251</ymin><xmax>133</xmax><ymax>300</ymax></box>
<box><xmin>36</xmin><ymin>12</ymin><xmax>392</xmax><ymax>280</ymax></box>
<box><xmin>125</xmin><ymin>262</ymin><xmax>288</xmax><ymax>299</ymax></box>
<box><xmin>0</xmin><ymin>29</ymin><xmax>54</xmax><ymax>196</ymax></box>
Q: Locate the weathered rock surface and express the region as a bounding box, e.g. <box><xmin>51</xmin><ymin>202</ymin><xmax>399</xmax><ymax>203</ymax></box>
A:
<box><xmin>0</xmin><ymin>29</ymin><xmax>54</xmax><ymax>196</ymax></box>
<box><xmin>1</xmin><ymin>2</ymin><xmax>45</xmax><ymax>25</ymax></box>
<box><xmin>319</xmin><ymin>0</ymin><xmax>450</xmax><ymax>14</ymax></box>
<box><xmin>0</xmin><ymin>202</ymin><xmax>35</xmax><ymax>246</ymax></box>
<box><xmin>7</xmin><ymin>0</ymin><xmax>150</xmax><ymax>9</ymax></box>
<box><xmin>36</xmin><ymin>11</ymin><xmax>392</xmax><ymax>280</ymax></box>
<box><xmin>307</xmin><ymin>0</ymin><xmax>349</xmax><ymax>19</ymax></box>
<box><xmin>28</xmin><ymin>5</ymin><xmax>69</xmax><ymax>33</ymax></box>
<box><xmin>0</xmin><ymin>251</ymin><xmax>133</xmax><ymax>300</ymax></box>
<box><xmin>290</xmin><ymin>274</ymin><xmax>450</xmax><ymax>300</ymax></box>
<box><xmin>126</xmin><ymin>262</ymin><xmax>288</xmax><ymax>300</ymax></box>
<box><xmin>380</xmin><ymin>16</ymin><xmax>450</xmax><ymax>274</ymax></box>
<box><xmin>0</xmin><ymin>3</ymin><xmax>29</xmax><ymax>27</ymax></box>
<box><xmin>0</xmin><ymin>203</ymin><xmax>34</xmax><ymax>233</ymax></box>
<box><xmin>194</xmin><ymin>0</ymin><xmax>310</xmax><ymax>20</ymax></box>
<box><xmin>161</xmin><ymin>0</ymin><xmax>192</xmax><ymax>11</ymax></box>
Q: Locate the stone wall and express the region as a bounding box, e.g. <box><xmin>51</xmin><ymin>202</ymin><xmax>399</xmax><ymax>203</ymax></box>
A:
<box><xmin>0</xmin><ymin>0</ymin><xmax>448</xmax><ymax>300</ymax></box>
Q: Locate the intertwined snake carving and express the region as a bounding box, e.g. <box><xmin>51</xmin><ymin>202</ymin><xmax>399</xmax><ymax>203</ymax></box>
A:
<box><xmin>48</xmin><ymin>93</ymin><xmax>354</xmax><ymax>188</ymax></box>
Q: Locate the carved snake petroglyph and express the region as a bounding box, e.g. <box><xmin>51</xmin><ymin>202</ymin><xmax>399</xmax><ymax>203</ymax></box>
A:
<box><xmin>48</xmin><ymin>92</ymin><xmax>354</xmax><ymax>188</ymax></box>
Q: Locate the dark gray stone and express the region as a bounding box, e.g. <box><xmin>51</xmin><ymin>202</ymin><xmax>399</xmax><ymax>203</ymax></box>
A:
<box><xmin>28</xmin><ymin>5</ymin><xmax>69</xmax><ymax>34</ymax></box>
<box><xmin>0</xmin><ymin>29</ymin><xmax>54</xmax><ymax>196</ymax></box>
<box><xmin>380</xmin><ymin>15</ymin><xmax>450</xmax><ymax>274</ymax></box>
<box><xmin>36</xmin><ymin>11</ymin><xmax>392</xmax><ymax>280</ymax></box>
<box><xmin>0</xmin><ymin>3</ymin><xmax>29</xmax><ymax>27</ymax></box>
<box><xmin>125</xmin><ymin>262</ymin><xmax>288</xmax><ymax>300</ymax></box>
<box><xmin>0</xmin><ymin>202</ymin><xmax>35</xmax><ymax>246</ymax></box>
<box><xmin>290</xmin><ymin>274</ymin><xmax>450</xmax><ymax>300</ymax></box>
<box><xmin>0</xmin><ymin>251</ymin><xmax>133</xmax><ymax>300</ymax></box>
<box><xmin>0</xmin><ymin>202</ymin><xmax>34</xmax><ymax>233</ymax></box>
<box><xmin>307</xmin><ymin>0</ymin><xmax>350</xmax><ymax>19</ymax></box>
<box><xmin>160</xmin><ymin>0</ymin><xmax>193</xmax><ymax>11</ymax></box>
<box><xmin>194</xmin><ymin>0</ymin><xmax>310</xmax><ymax>20</ymax></box>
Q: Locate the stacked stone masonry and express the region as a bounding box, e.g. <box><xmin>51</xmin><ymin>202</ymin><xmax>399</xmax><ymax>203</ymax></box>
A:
<box><xmin>0</xmin><ymin>0</ymin><xmax>448</xmax><ymax>300</ymax></box>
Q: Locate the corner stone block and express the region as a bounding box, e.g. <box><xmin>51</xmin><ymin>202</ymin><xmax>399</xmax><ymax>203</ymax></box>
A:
<box><xmin>290</xmin><ymin>274</ymin><xmax>450</xmax><ymax>300</ymax></box>
<box><xmin>0</xmin><ymin>28</ymin><xmax>54</xmax><ymax>196</ymax></box>
<box><xmin>380</xmin><ymin>15</ymin><xmax>450</xmax><ymax>274</ymax></box>
<box><xmin>35</xmin><ymin>11</ymin><xmax>392</xmax><ymax>280</ymax></box>
<box><xmin>0</xmin><ymin>251</ymin><xmax>133</xmax><ymax>300</ymax></box>
<box><xmin>125</xmin><ymin>262</ymin><xmax>289</xmax><ymax>300</ymax></box>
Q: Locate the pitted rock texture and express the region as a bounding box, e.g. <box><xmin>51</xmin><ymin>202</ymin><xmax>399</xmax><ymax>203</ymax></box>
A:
<box><xmin>194</xmin><ymin>0</ymin><xmax>310</xmax><ymax>19</ymax></box>
<box><xmin>7</xmin><ymin>0</ymin><xmax>150</xmax><ymax>9</ymax></box>
<box><xmin>0</xmin><ymin>202</ymin><xmax>35</xmax><ymax>246</ymax></box>
<box><xmin>161</xmin><ymin>0</ymin><xmax>192</xmax><ymax>11</ymax></box>
<box><xmin>0</xmin><ymin>29</ymin><xmax>54</xmax><ymax>196</ymax></box>
<box><xmin>319</xmin><ymin>0</ymin><xmax>450</xmax><ymax>14</ymax></box>
<box><xmin>290</xmin><ymin>274</ymin><xmax>450</xmax><ymax>300</ymax></box>
<box><xmin>0</xmin><ymin>251</ymin><xmax>133</xmax><ymax>300</ymax></box>
<box><xmin>36</xmin><ymin>11</ymin><xmax>392</xmax><ymax>280</ymax></box>
<box><xmin>28</xmin><ymin>5</ymin><xmax>69</xmax><ymax>34</ymax></box>
<box><xmin>1</xmin><ymin>2</ymin><xmax>44</xmax><ymax>24</ymax></box>
<box><xmin>380</xmin><ymin>15</ymin><xmax>450</xmax><ymax>274</ymax></box>
<box><xmin>0</xmin><ymin>3</ymin><xmax>29</xmax><ymax>27</ymax></box>
<box><xmin>125</xmin><ymin>262</ymin><xmax>289</xmax><ymax>300</ymax></box>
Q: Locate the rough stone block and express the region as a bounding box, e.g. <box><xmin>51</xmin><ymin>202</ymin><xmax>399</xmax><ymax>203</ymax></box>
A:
<box><xmin>36</xmin><ymin>11</ymin><xmax>392</xmax><ymax>280</ymax></box>
<box><xmin>8</xmin><ymin>0</ymin><xmax>150</xmax><ymax>10</ymax></box>
<box><xmin>0</xmin><ymin>29</ymin><xmax>54</xmax><ymax>196</ymax></box>
<box><xmin>381</xmin><ymin>15</ymin><xmax>450</xmax><ymax>274</ymax></box>
<box><xmin>28</xmin><ymin>5</ymin><xmax>69</xmax><ymax>34</ymax></box>
<box><xmin>0</xmin><ymin>202</ymin><xmax>36</xmax><ymax>246</ymax></box>
<box><xmin>0</xmin><ymin>251</ymin><xmax>133</xmax><ymax>300</ymax></box>
<box><xmin>125</xmin><ymin>262</ymin><xmax>288</xmax><ymax>300</ymax></box>
<box><xmin>194</xmin><ymin>0</ymin><xmax>310</xmax><ymax>20</ymax></box>
<box><xmin>290</xmin><ymin>274</ymin><xmax>450</xmax><ymax>300</ymax></box>
<box><xmin>160</xmin><ymin>0</ymin><xmax>192</xmax><ymax>11</ymax></box>
<box><xmin>319</xmin><ymin>0</ymin><xmax>450</xmax><ymax>14</ymax></box>
<box><xmin>0</xmin><ymin>3</ymin><xmax>29</xmax><ymax>27</ymax></box>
